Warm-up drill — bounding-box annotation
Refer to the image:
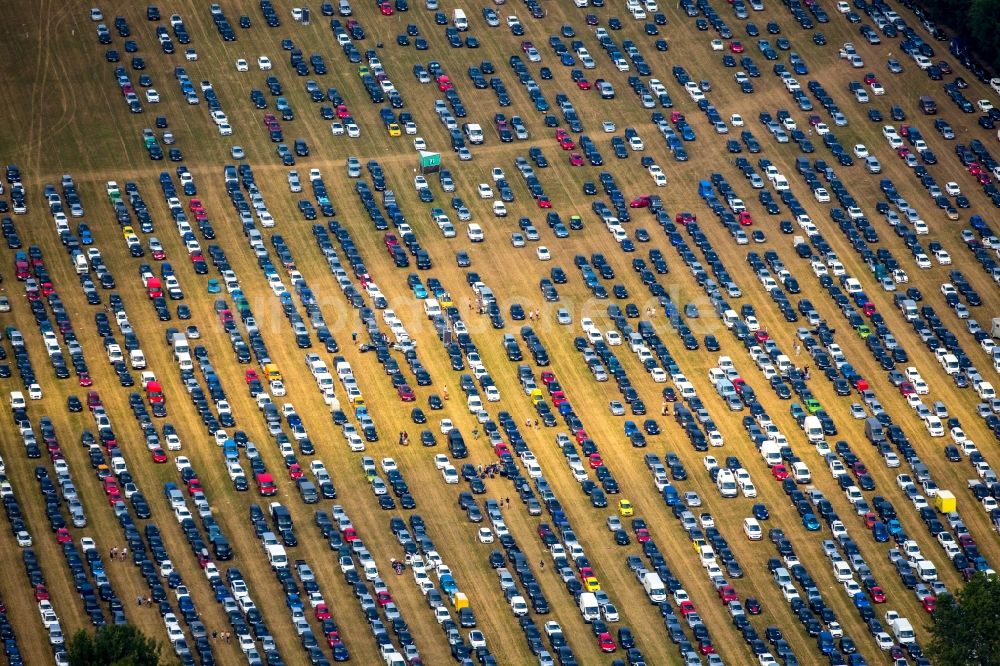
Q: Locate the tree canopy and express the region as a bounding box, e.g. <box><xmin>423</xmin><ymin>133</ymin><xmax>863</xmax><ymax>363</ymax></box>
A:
<box><xmin>928</xmin><ymin>573</ymin><xmax>1000</xmax><ymax>666</ymax></box>
<box><xmin>68</xmin><ymin>624</ymin><xmax>160</xmax><ymax>666</ymax></box>
<box><xmin>919</xmin><ymin>0</ymin><xmax>1000</xmax><ymax>75</ymax></box>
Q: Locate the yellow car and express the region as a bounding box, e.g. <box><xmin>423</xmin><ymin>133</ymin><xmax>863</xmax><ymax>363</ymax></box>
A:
<box><xmin>618</xmin><ymin>499</ymin><xmax>634</xmax><ymax>517</ymax></box>
<box><xmin>530</xmin><ymin>388</ymin><xmax>543</xmax><ymax>404</ymax></box>
<box><xmin>122</xmin><ymin>225</ymin><xmax>135</xmax><ymax>239</ymax></box>
<box><xmin>358</xmin><ymin>65</ymin><xmax>370</xmax><ymax>78</ymax></box>
<box><xmin>583</xmin><ymin>577</ymin><xmax>601</xmax><ymax>592</ymax></box>
<box><xmin>691</xmin><ymin>537</ymin><xmax>707</xmax><ymax>553</ymax></box>
<box><xmin>386</xmin><ymin>123</ymin><xmax>401</xmax><ymax>137</ymax></box>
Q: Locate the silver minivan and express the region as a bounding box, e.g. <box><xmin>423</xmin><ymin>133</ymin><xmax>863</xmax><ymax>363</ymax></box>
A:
<box><xmin>865</xmin><ymin>156</ymin><xmax>881</xmax><ymax>173</ymax></box>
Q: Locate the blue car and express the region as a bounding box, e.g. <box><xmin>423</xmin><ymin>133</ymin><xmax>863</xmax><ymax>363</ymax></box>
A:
<box><xmin>872</xmin><ymin>522</ymin><xmax>889</xmax><ymax>542</ymax></box>
<box><xmin>752</xmin><ymin>503</ymin><xmax>770</xmax><ymax>520</ymax></box>
<box><xmin>802</xmin><ymin>513</ymin><xmax>821</xmax><ymax>531</ymax></box>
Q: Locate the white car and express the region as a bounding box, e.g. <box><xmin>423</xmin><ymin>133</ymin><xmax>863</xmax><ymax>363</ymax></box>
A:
<box><xmin>945</xmin><ymin>182</ymin><xmax>961</xmax><ymax>196</ymax></box>
<box><xmin>478</xmin><ymin>528</ymin><xmax>494</xmax><ymax>543</ymax></box>
<box><xmin>853</xmin><ymin>144</ymin><xmax>869</xmax><ymax>158</ymax></box>
<box><xmin>536</xmin><ymin>246</ymin><xmax>551</xmax><ymax>261</ymax></box>
<box><xmin>978</xmin><ymin>99</ymin><xmax>994</xmax><ymax>113</ymax></box>
<box><xmin>934</xmin><ymin>249</ymin><xmax>952</xmax><ymax>265</ymax></box>
<box><xmin>870</xmin><ymin>82</ymin><xmax>885</xmax><ymax>95</ymax></box>
<box><xmin>602</xmin><ymin>121</ymin><xmax>616</xmax><ymax>133</ymax></box>
<box><xmin>236</xmin><ymin>58</ymin><xmax>249</xmax><ymax>71</ymax></box>
<box><xmin>730</xmin><ymin>113</ymin><xmax>744</xmax><ymax>126</ymax></box>
<box><xmin>145</xmin><ymin>89</ymin><xmax>160</xmax><ymax>103</ymax></box>
<box><xmin>711</xmin><ymin>39</ymin><xmax>724</xmax><ymax>51</ymax></box>
<box><xmin>413</xmin><ymin>137</ymin><xmax>426</xmax><ymax>151</ymax></box>
<box><xmin>433</xmin><ymin>454</ymin><xmax>449</xmax><ymax>470</ymax></box>
<box><xmin>477</xmin><ymin>183</ymin><xmax>494</xmax><ymax>199</ymax></box>
<box><xmin>257</xmin><ymin>56</ymin><xmax>272</xmax><ymax>70</ymax></box>
<box><xmin>814</xmin><ymin>188</ymin><xmax>830</xmax><ymax>203</ymax></box>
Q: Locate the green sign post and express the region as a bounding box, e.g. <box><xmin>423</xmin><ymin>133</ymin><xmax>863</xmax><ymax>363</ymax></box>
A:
<box><xmin>419</xmin><ymin>151</ymin><xmax>441</xmax><ymax>174</ymax></box>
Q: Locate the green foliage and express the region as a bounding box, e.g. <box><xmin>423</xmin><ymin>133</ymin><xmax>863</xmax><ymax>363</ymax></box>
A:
<box><xmin>913</xmin><ymin>0</ymin><xmax>1000</xmax><ymax>73</ymax></box>
<box><xmin>928</xmin><ymin>573</ymin><xmax>1000</xmax><ymax>666</ymax></box>
<box><xmin>68</xmin><ymin>625</ymin><xmax>160</xmax><ymax>666</ymax></box>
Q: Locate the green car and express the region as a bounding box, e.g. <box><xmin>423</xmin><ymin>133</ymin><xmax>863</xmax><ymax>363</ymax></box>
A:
<box><xmin>804</xmin><ymin>398</ymin><xmax>822</xmax><ymax>414</ymax></box>
<box><xmin>857</xmin><ymin>325</ymin><xmax>872</xmax><ymax>339</ymax></box>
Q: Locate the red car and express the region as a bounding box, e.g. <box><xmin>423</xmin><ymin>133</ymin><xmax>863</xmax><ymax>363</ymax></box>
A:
<box><xmin>397</xmin><ymin>384</ymin><xmax>416</xmax><ymax>402</ymax></box>
<box><xmin>327</xmin><ymin>632</ymin><xmax>344</xmax><ymax>649</ymax></box>
<box><xmin>863</xmin><ymin>512</ymin><xmax>878</xmax><ymax>528</ymax></box>
<box><xmin>494</xmin><ymin>443</ymin><xmax>510</xmax><ymax>457</ymax></box>
<box><xmin>558</xmin><ymin>137</ymin><xmax>575</xmax><ymax>150</ymax></box>
<box><xmin>730</xmin><ymin>40</ymin><xmax>744</xmax><ymax>53</ymax></box>
<box><xmin>288</xmin><ymin>464</ymin><xmax>303</xmax><ymax>480</ymax></box>
<box><xmin>670</xmin><ymin>111</ymin><xmax>685</xmax><ymax>123</ymax></box>
<box><xmin>737</xmin><ymin>210</ymin><xmax>753</xmax><ymax>226</ymax></box>
<box><xmin>635</xmin><ymin>528</ymin><xmax>651</xmax><ymax>543</ymax></box>
<box><xmin>863</xmin><ymin>72</ymin><xmax>878</xmax><ymax>84</ymax></box>
<box><xmin>343</xmin><ymin>527</ymin><xmax>359</xmax><ymax>542</ymax></box>
<box><xmin>589</xmin><ymin>453</ymin><xmax>604</xmax><ymax>469</ymax></box>
<box><xmin>377</xmin><ymin>591</ymin><xmax>393</xmax><ymax>606</ymax></box>
<box><xmin>540</xmin><ymin>371</ymin><xmax>556</xmax><ymax>384</ymax></box>
<box><xmin>315</xmin><ymin>604</ymin><xmax>332</xmax><ymax>620</ymax></box>
<box><xmin>78</xmin><ymin>371</ymin><xmax>92</xmax><ymax>387</ymax></box>
<box><xmin>898</xmin><ymin>381</ymin><xmax>915</xmax><ymax>396</ymax></box>
<box><xmin>537</xmin><ymin>196</ymin><xmax>552</xmax><ymax>208</ymax></box>
<box><xmin>679</xmin><ymin>600</ymin><xmax>696</xmax><ymax>616</ymax></box>
<box><xmin>55</xmin><ymin>528</ymin><xmax>72</xmax><ymax>544</ymax></box>
<box><xmin>245</xmin><ymin>369</ymin><xmax>259</xmax><ymax>384</ymax></box>
<box><xmin>151</xmin><ymin>448</ymin><xmax>167</xmax><ymax>463</ymax></box>
<box><xmin>577</xmin><ymin>79</ymin><xmax>591</xmax><ymax>90</ymax></box>
<box><xmin>861</xmin><ymin>302</ymin><xmax>876</xmax><ymax>316</ymax></box>
<box><xmin>34</xmin><ymin>584</ymin><xmax>49</xmax><ymax>601</ymax></box>
<box><xmin>379</xmin><ymin>2</ymin><xmax>393</xmax><ymax>14</ymax></box>
<box><xmin>922</xmin><ymin>595</ymin><xmax>936</xmax><ymax>613</ymax></box>
<box><xmin>630</xmin><ymin>195</ymin><xmax>653</xmax><ymax>208</ymax></box>
<box><xmin>745</xmin><ymin>597</ymin><xmax>762</xmax><ymax>615</ymax></box>
<box><xmin>336</xmin><ymin>104</ymin><xmax>350</xmax><ymax>118</ymax></box>
<box><xmin>870</xmin><ymin>586</ymin><xmax>886</xmax><ymax>603</ymax></box>
<box><xmin>675</xmin><ymin>211</ymin><xmax>696</xmax><ymax>225</ymax></box>
<box><xmin>718</xmin><ymin>584</ymin><xmax>738</xmax><ymax>603</ymax></box>
<box><xmin>598</xmin><ymin>633</ymin><xmax>617</xmax><ymax>653</ymax></box>
<box><xmin>771</xmin><ymin>464</ymin><xmax>789</xmax><ymax>481</ymax></box>
<box><xmin>569</xmin><ymin>153</ymin><xmax>584</xmax><ymax>166</ymax></box>
<box><xmin>753</xmin><ymin>330</ymin><xmax>770</xmax><ymax>343</ymax></box>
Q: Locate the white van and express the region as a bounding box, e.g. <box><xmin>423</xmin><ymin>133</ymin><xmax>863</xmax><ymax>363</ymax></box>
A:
<box><xmin>9</xmin><ymin>391</ymin><xmax>25</xmax><ymax>410</ymax></box>
<box><xmin>916</xmin><ymin>560</ymin><xmax>937</xmax><ymax>582</ymax></box>
<box><xmin>452</xmin><ymin>8</ymin><xmax>468</xmax><ymax>30</ymax></box>
<box><xmin>423</xmin><ymin>298</ymin><xmax>441</xmax><ymax>319</ymax></box>
<box><xmin>129</xmin><ymin>349</ymin><xmax>147</xmax><ymax>369</ymax></box>
<box><xmin>803</xmin><ymin>416</ymin><xmax>823</xmax><ymax>443</ymax></box>
<box><xmin>641</xmin><ymin>573</ymin><xmax>666</xmax><ymax>603</ymax></box>
<box><xmin>743</xmin><ymin>518</ymin><xmax>762</xmax><ymax>540</ymax></box>
<box><xmin>467</xmin><ymin>223</ymin><xmax>484</xmax><ymax>242</ymax></box>
<box><xmin>266</xmin><ymin>544</ymin><xmax>288</xmax><ymax>569</ymax></box>
<box><xmin>716</xmin><ymin>470</ymin><xmax>738</xmax><ymax>498</ymax></box>
<box><xmin>578</xmin><ymin>592</ymin><xmax>600</xmax><ymax>621</ymax></box>
<box><xmin>975</xmin><ymin>381</ymin><xmax>996</xmax><ymax>401</ymax></box>
<box><xmin>74</xmin><ymin>253</ymin><xmax>89</xmax><ymax>274</ymax></box>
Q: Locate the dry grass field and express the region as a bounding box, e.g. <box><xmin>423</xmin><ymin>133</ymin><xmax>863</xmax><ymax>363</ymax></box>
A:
<box><xmin>0</xmin><ymin>0</ymin><xmax>998</xmax><ymax>665</ymax></box>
